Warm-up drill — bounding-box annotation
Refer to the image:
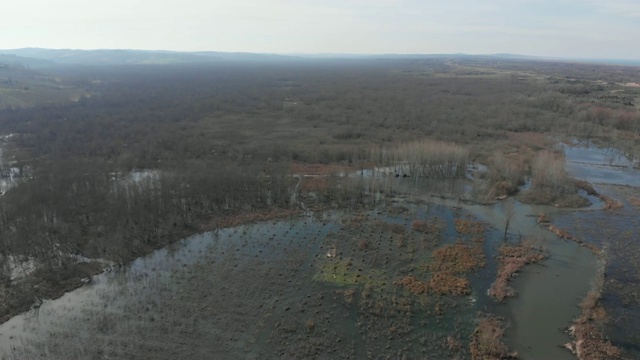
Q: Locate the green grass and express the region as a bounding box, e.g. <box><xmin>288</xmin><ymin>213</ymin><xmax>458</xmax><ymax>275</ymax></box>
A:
<box><xmin>313</xmin><ymin>258</ymin><xmax>387</xmax><ymax>287</ymax></box>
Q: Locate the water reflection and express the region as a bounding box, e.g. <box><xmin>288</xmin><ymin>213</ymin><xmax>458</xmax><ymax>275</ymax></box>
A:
<box><xmin>563</xmin><ymin>141</ymin><xmax>640</xmax><ymax>187</ymax></box>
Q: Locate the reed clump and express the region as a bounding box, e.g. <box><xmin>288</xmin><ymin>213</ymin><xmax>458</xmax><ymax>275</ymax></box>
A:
<box><xmin>564</xmin><ymin>252</ymin><xmax>623</xmax><ymax>360</ymax></box>
<box><xmin>488</xmin><ymin>241</ymin><xmax>547</xmax><ymax>302</ymax></box>
<box><xmin>470</xmin><ymin>316</ymin><xmax>518</xmax><ymax>360</ymax></box>
<box><xmin>429</xmin><ymin>272</ymin><xmax>471</xmax><ymax>296</ymax></box>
<box><xmin>454</xmin><ymin>219</ymin><xmax>486</xmax><ymax>235</ymax></box>
<box><xmin>429</xmin><ymin>243</ymin><xmax>486</xmax><ymax>273</ymax></box>
<box><xmin>412</xmin><ymin>218</ymin><xmax>445</xmax><ymax>234</ymax></box>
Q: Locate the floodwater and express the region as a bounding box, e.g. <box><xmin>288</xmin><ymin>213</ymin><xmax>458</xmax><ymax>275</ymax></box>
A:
<box><xmin>347</xmin><ymin>169</ymin><xmax>598</xmax><ymax>359</ymax></box>
<box><xmin>0</xmin><ymin>204</ymin><xmax>503</xmax><ymax>359</ymax></box>
<box><xmin>563</xmin><ymin>141</ymin><xmax>640</xmax><ymax>187</ymax></box>
<box><xmin>502</xmin><ymin>222</ymin><xmax>595</xmax><ymax>360</ymax></box>
<box><xmin>557</xmin><ymin>142</ymin><xmax>640</xmax><ymax>358</ymax></box>
<box><xmin>1</xmin><ymin>143</ymin><xmax>636</xmax><ymax>359</ymax></box>
<box><xmin>429</xmin><ymin>196</ymin><xmax>596</xmax><ymax>360</ymax></box>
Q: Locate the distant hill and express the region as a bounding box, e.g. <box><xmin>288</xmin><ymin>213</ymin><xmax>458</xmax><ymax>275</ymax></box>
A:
<box><xmin>0</xmin><ymin>48</ymin><xmax>297</xmax><ymax>67</ymax></box>
<box><xmin>288</xmin><ymin>52</ymin><xmax>640</xmax><ymax>66</ymax></box>
<box><xmin>0</xmin><ymin>54</ymin><xmax>55</xmax><ymax>68</ymax></box>
<box><xmin>286</xmin><ymin>52</ymin><xmax>549</xmax><ymax>60</ymax></box>
<box><xmin>0</xmin><ymin>62</ymin><xmax>81</xmax><ymax>109</ymax></box>
<box><xmin>0</xmin><ymin>48</ymin><xmax>637</xmax><ymax>68</ymax></box>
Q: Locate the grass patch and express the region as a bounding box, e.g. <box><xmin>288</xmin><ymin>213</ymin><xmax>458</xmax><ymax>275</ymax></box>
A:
<box><xmin>313</xmin><ymin>258</ymin><xmax>386</xmax><ymax>287</ymax></box>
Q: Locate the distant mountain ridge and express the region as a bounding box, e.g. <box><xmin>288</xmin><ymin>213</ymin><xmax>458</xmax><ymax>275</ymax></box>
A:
<box><xmin>0</xmin><ymin>48</ymin><xmax>297</xmax><ymax>67</ymax></box>
<box><xmin>0</xmin><ymin>48</ymin><xmax>638</xmax><ymax>67</ymax></box>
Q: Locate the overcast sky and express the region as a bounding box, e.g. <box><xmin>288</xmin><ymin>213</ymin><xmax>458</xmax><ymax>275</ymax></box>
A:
<box><xmin>2</xmin><ymin>0</ymin><xmax>640</xmax><ymax>59</ymax></box>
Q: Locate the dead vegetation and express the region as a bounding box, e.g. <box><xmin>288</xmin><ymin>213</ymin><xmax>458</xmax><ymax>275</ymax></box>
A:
<box><xmin>547</xmin><ymin>224</ymin><xmax>575</xmax><ymax>241</ymax></box>
<box><xmin>412</xmin><ymin>218</ymin><xmax>445</xmax><ymax>234</ymax></box>
<box><xmin>394</xmin><ymin>276</ymin><xmax>429</xmax><ymax>295</ymax></box>
<box><xmin>488</xmin><ymin>241</ymin><xmax>547</xmax><ymax>302</ymax></box>
<box><xmin>305</xmin><ymin>319</ymin><xmax>316</xmax><ymax>331</ymax></box>
<box><xmin>429</xmin><ymin>243</ymin><xmax>486</xmax><ymax>273</ymax></box>
<box><xmin>564</xmin><ymin>290</ymin><xmax>624</xmax><ymax>360</ymax></box>
<box><xmin>211</xmin><ymin>208</ymin><xmax>301</xmax><ymax>229</ymax></box>
<box><xmin>536</xmin><ymin>213</ymin><xmax>550</xmax><ymax>223</ymax></box>
<box><xmin>470</xmin><ymin>316</ymin><xmax>518</xmax><ymax>360</ymax></box>
<box><xmin>520</xmin><ymin>150</ymin><xmax>590</xmax><ymax>207</ymax></box>
<box><xmin>573</xmin><ymin>179</ymin><xmax>624</xmax><ymax>210</ymax></box>
<box><xmin>394</xmin><ymin>273</ymin><xmax>471</xmax><ymax>296</ymax></box>
<box><xmin>629</xmin><ymin>197</ymin><xmax>640</xmax><ymax>206</ymax></box>
<box><xmin>505</xmin><ymin>131</ymin><xmax>552</xmax><ymax>150</ymax></box>
<box><xmin>563</xmin><ymin>248</ymin><xmax>624</xmax><ymax>359</ymax></box>
<box><xmin>575</xmin><ymin>180</ymin><xmax>598</xmax><ymax>196</ymax></box>
<box><xmin>429</xmin><ymin>272</ymin><xmax>471</xmax><ymax>296</ymax></box>
<box><xmin>474</xmin><ymin>149</ymin><xmax>530</xmax><ymax>201</ymax></box>
<box><xmin>447</xmin><ymin>336</ymin><xmax>463</xmax><ymax>354</ymax></box>
<box><xmin>373</xmin><ymin>220</ymin><xmax>406</xmax><ymax>235</ymax></box>
<box><xmin>290</xmin><ymin>162</ymin><xmax>356</xmax><ymax>176</ymax></box>
<box><xmin>412</xmin><ymin>240</ymin><xmax>486</xmax><ymax>297</ymax></box>
<box><xmin>599</xmin><ymin>195</ymin><xmax>624</xmax><ymax>210</ymax></box>
<box><xmin>299</xmin><ymin>176</ymin><xmax>330</xmax><ymax>192</ymax></box>
<box><xmin>547</xmin><ymin>224</ymin><xmax>602</xmax><ymax>254</ymax></box>
<box><xmin>342</xmin><ymin>213</ymin><xmax>368</xmax><ymax>230</ymax></box>
<box><xmin>374</xmin><ymin>140</ymin><xmax>469</xmax><ymax>178</ymax></box>
<box><xmin>454</xmin><ymin>219</ymin><xmax>487</xmax><ymax>235</ymax></box>
<box><xmin>342</xmin><ymin>289</ymin><xmax>357</xmax><ymax>305</ymax></box>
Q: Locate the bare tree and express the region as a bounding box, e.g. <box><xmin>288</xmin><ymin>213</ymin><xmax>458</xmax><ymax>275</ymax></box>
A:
<box><xmin>503</xmin><ymin>200</ymin><xmax>515</xmax><ymax>241</ymax></box>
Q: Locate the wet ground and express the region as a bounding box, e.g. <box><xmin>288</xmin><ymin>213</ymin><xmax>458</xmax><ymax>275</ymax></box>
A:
<box><xmin>0</xmin><ymin>203</ymin><xmax>506</xmax><ymax>359</ymax></box>
<box><xmin>1</xmin><ymin>141</ymin><xmax>637</xmax><ymax>359</ymax></box>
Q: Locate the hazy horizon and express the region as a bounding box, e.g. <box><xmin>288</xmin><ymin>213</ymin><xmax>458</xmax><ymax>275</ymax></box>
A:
<box><xmin>3</xmin><ymin>0</ymin><xmax>640</xmax><ymax>60</ymax></box>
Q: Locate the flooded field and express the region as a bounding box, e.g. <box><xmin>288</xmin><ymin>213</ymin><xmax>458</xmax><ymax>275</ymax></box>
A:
<box><xmin>0</xmin><ymin>198</ymin><xmax>597</xmax><ymax>359</ymax></box>
<box><xmin>1</xmin><ymin>141</ymin><xmax>637</xmax><ymax>359</ymax></box>
<box><xmin>1</xmin><ymin>203</ymin><xmax>508</xmax><ymax>359</ymax></box>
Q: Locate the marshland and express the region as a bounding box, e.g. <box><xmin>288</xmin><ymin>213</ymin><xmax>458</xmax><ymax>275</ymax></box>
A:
<box><xmin>0</xmin><ymin>55</ymin><xmax>639</xmax><ymax>359</ymax></box>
